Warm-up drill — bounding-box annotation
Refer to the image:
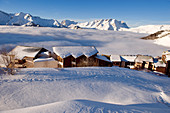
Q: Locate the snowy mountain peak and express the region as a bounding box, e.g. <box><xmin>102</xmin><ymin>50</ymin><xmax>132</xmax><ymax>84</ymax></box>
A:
<box><xmin>61</xmin><ymin>20</ymin><xmax>78</xmax><ymax>27</ymax></box>
<box><xmin>0</xmin><ymin>10</ymin><xmax>62</xmax><ymax>27</ymax></box>
<box><xmin>77</xmin><ymin>19</ymin><xmax>129</xmax><ymax>31</ymax></box>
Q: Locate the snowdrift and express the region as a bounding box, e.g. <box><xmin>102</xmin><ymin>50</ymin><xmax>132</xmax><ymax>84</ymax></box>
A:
<box><xmin>0</xmin><ymin>67</ymin><xmax>170</xmax><ymax>112</ymax></box>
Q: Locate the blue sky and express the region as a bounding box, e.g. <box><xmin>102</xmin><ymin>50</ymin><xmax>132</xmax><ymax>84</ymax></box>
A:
<box><xmin>0</xmin><ymin>0</ymin><xmax>169</xmax><ymax>27</ymax></box>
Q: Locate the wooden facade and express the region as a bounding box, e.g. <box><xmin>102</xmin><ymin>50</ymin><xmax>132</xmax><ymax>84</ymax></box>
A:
<box><xmin>55</xmin><ymin>54</ymin><xmax>99</xmax><ymax>68</ymax></box>
<box><xmin>166</xmin><ymin>61</ymin><xmax>170</xmax><ymax>77</ymax></box>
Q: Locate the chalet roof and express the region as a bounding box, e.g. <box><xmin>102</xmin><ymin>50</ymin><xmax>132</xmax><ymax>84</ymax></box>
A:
<box><xmin>135</xmin><ymin>55</ymin><xmax>153</xmax><ymax>63</ymax></box>
<box><xmin>154</xmin><ymin>60</ymin><xmax>166</xmax><ymax>67</ymax></box>
<box><xmin>110</xmin><ymin>55</ymin><xmax>121</xmax><ymax>62</ymax></box>
<box><xmin>120</xmin><ymin>55</ymin><xmax>137</xmax><ymax>62</ymax></box>
<box><xmin>34</xmin><ymin>57</ymin><xmax>55</xmax><ymax>62</ymax></box>
<box><xmin>53</xmin><ymin>46</ymin><xmax>98</xmax><ymax>58</ymax></box>
<box><xmin>9</xmin><ymin>46</ymin><xmax>46</xmax><ymax>60</ymax></box>
<box><xmin>96</xmin><ymin>55</ymin><xmax>111</xmax><ymax>62</ymax></box>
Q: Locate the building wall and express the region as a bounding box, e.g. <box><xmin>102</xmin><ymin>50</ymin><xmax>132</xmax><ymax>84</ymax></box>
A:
<box><xmin>97</xmin><ymin>59</ymin><xmax>112</xmax><ymax>67</ymax></box>
<box><xmin>112</xmin><ymin>62</ymin><xmax>121</xmax><ymax>67</ymax></box>
<box><xmin>24</xmin><ymin>57</ymin><xmax>34</xmax><ymax>68</ymax></box>
<box><xmin>76</xmin><ymin>55</ymin><xmax>98</xmax><ymax>67</ymax></box>
<box><xmin>156</xmin><ymin>67</ymin><xmax>166</xmax><ymax>74</ymax></box>
<box><xmin>63</xmin><ymin>55</ymin><xmax>75</xmax><ymax>67</ymax></box>
<box><xmin>34</xmin><ymin>61</ymin><xmax>58</xmax><ymax>68</ymax></box>
<box><xmin>166</xmin><ymin>61</ymin><xmax>170</xmax><ymax>77</ymax></box>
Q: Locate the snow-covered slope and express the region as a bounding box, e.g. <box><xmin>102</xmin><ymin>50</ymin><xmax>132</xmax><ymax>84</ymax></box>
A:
<box><xmin>61</xmin><ymin>20</ymin><xmax>78</xmax><ymax>27</ymax></box>
<box><xmin>154</xmin><ymin>30</ymin><xmax>170</xmax><ymax>47</ymax></box>
<box><xmin>0</xmin><ymin>26</ymin><xmax>169</xmax><ymax>56</ymax></box>
<box><xmin>121</xmin><ymin>25</ymin><xmax>170</xmax><ymax>34</ymax></box>
<box><xmin>0</xmin><ymin>11</ymin><xmax>62</xmax><ymax>27</ymax></box>
<box><xmin>0</xmin><ymin>67</ymin><xmax>170</xmax><ymax>112</ymax></box>
<box><xmin>77</xmin><ymin>19</ymin><xmax>129</xmax><ymax>30</ymax></box>
<box><xmin>0</xmin><ymin>11</ymin><xmax>11</xmax><ymax>25</ymax></box>
<box><xmin>7</xmin><ymin>12</ymin><xmax>62</xmax><ymax>27</ymax></box>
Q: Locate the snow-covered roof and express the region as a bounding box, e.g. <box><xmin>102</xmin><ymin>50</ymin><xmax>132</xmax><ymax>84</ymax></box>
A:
<box><xmin>53</xmin><ymin>46</ymin><xmax>98</xmax><ymax>58</ymax></box>
<box><xmin>96</xmin><ymin>55</ymin><xmax>111</xmax><ymax>62</ymax></box>
<box><xmin>154</xmin><ymin>61</ymin><xmax>166</xmax><ymax>67</ymax></box>
<box><xmin>120</xmin><ymin>55</ymin><xmax>137</xmax><ymax>62</ymax></box>
<box><xmin>34</xmin><ymin>57</ymin><xmax>55</xmax><ymax>62</ymax></box>
<box><xmin>135</xmin><ymin>55</ymin><xmax>153</xmax><ymax>63</ymax></box>
<box><xmin>110</xmin><ymin>55</ymin><xmax>121</xmax><ymax>62</ymax></box>
<box><xmin>9</xmin><ymin>46</ymin><xmax>44</xmax><ymax>60</ymax></box>
<box><xmin>166</xmin><ymin>55</ymin><xmax>170</xmax><ymax>61</ymax></box>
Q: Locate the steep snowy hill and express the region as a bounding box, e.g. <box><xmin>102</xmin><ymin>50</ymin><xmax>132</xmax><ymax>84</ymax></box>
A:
<box><xmin>7</xmin><ymin>12</ymin><xmax>62</xmax><ymax>27</ymax></box>
<box><xmin>0</xmin><ymin>11</ymin><xmax>11</xmax><ymax>25</ymax></box>
<box><xmin>120</xmin><ymin>25</ymin><xmax>170</xmax><ymax>34</ymax></box>
<box><xmin>61</xmin><ymin>20</ymin><xmax>78</xmax><ymax>27</ymax></box>
<box><xmin>0</xmin><ymin>11</ymin><xmax>62</xmax><ymax>27</ymax></box>
<box><xmin>77</xmin><ymin>19</ymin><xmax>129</xmax><ymax>30</ymax></box>
<box><xmin>140</xmin><ymin>30</ymin><xmax>170</xmax><ymax>47</ymax></box>
<box><xmin>0</xmin><ymin>67</ymin><xmax>170</xmax><ymax>112</ymax></box>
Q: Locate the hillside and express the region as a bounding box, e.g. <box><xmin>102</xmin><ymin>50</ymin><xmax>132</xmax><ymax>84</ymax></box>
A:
<box><xmin>120</xmin><ymin>25</ymin><xmax>170</xmax><ymax>34</ymax></box>
<box><xmin>140</xmin><ymin>30</ymin><xmax>170</xmax><ymax>47</ymax></box>
<box><xmin>0</xmin><ymin>67</ymin><xmax>170</xmax><ymax>113</ymax></box>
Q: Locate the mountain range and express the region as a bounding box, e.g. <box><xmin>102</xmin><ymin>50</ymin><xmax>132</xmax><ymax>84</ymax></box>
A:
<box><xmin>0</xmin><ymin>10</ymin><xmax>129</xmax><ymax>30</ymax></box>
<box><xmin>0</xmin><ymin>10</ymin><xmax>170</xmax><ymax>33</ymax></box>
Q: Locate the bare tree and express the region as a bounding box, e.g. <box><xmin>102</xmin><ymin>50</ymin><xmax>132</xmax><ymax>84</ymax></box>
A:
<box><xmin>0</xmin><ymin>47</ymin><xmax>16</xmax><ymax>75</ymax></box>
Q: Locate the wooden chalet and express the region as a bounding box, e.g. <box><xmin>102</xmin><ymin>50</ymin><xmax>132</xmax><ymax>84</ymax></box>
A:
<box><xmin>120</xmin><ymin>55</ymin><xmax>136</xmax><ymax>69</ymax></box>
<box><xmin>95</xmin><ymin>55</ymin><xmax>112</xmax><ymax>67</ymax></box>
<box><xmin>162</xmin><ymin>50</ymin><xmax>170</xmax><ymax>76</ymax></box>
<box><xmin>52</xmin><ymin>46</ymin><xmax>111</xmax><ymax>68</ymax></box>
<box><xmin>9</xmin><ymin>45</ymin><xmax>58</xmax><ymax>68</ymax></box>
<box><xmin>153</xmin><ymin>58</ymin><xmax>166</xmax><ymax>74</ymax></box>
<box><xmin>110</xmin><ymin>55</ymin><xmax>121</xmax><ymax>67</ymax></box>
<box><xmin>135</xmin><ymin>55</ymin><xmax>154</xmax><ymax>70</ymax></box>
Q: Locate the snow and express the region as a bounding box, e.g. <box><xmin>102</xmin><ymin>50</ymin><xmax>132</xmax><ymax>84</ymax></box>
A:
<box><xmin>0</xmin><ymin>67</ymin><xmax>170</xmax><ymax>112</ymax></box>
<box><xmin>166</xmin><ymin>55</ymin><xmax>170</xmax><ymax>61</ymax></box>
<box><xmin>157</xmin><ymin>31</ymin><xmax>170</xmax><ymax>38</ymax></box>
<box><xmin>77</xmin><ymin>19</ymin><xmax>129</xmax><ymax>31</ymax></box>
<box><xmin>96</xmin><ymin>55</ymin><xmax>111</xmax><ymax>62</ymax></box>
<box><xmin>120</xmin><ymin>55</ymin><xmax>137</xmax><ymax>62</ymax></box>
<box><xmin>154</xmin><ymin>61</ymin><xmax>166</xmax><ymax>67</ymax></box>
<box><xmin>53</xmin><ymin>46</ymin><xmax>98</xmax><ymax>58</ymax></box>
<box><xmin>135</xmin><ymin>55</ymin><xmax>153</xmax><ymax>63</ymax></box>
<box><xmin>120</xmin><ymin>25</ymin><xmax>170</xmax><ymax>34</ymax></box>
<box><xmin>110</xmin><ymin>55</ymin><xmax>121</xmax><ymax>62</ymax></box>
<box><xmin>0</xmin><ymin>26</ymin><xmax>169</xmax><ymax>57</ymax></box>
<box><xmin>154</xmin><ymin>35</ymin><xmax>170</xmax><ymax>47</ymax></box>
<box><xmin>1</xmin><ymin>11</ymin><xmax>62</xmax><ymax>27</ymax></box>
<box><xmin>0</xmin><ymin>11</ymin><xmax>11</xmax><ymax>25</ymax></box>
<box><xmin>9</xmin><ymin>46</ymin><xmax>42</xmax><ymax>60</ymax></box>
<box><xmin>61</xmin><ymin>20</ymin><xmax>78</xmax><ymax>27</ymax></box>
<box><xmin>34</xmin><ymin>57</ymin><xmax>55</xmax><ymax>62</ymax></box>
